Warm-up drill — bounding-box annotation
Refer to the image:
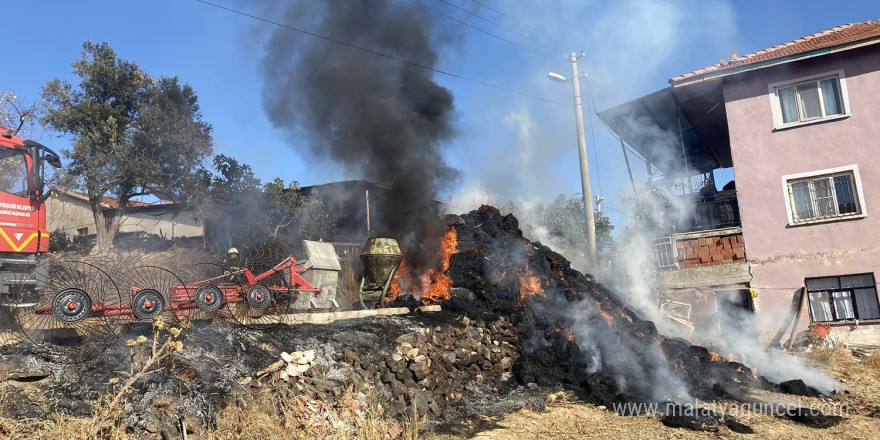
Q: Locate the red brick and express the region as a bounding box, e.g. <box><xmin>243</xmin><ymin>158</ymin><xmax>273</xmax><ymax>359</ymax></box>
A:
<box><xmin>708</xmin><ymin>244</ymin><xmax>717</xmax><ymax>253</ymax></box>
<box><xmin>708</xmin><ymin>261</ymin><xmax>722</xmax><ymax>266</ymax></box>
<box><xmin>700</xmin><ymin>254</ymin><xmax>712</xmax><ymax>263</ymax></box>
<box><xmin>732</xmin><ymin>241</ymin><xmax>745</xmax><ymax>249</ymax></box>
<box><xmin>734</xmin><ymin>248</ymin><xmax>745</xmax><ymax>258</ymax></box>
<box><xmin>712</xmin><ymin>254</ymin><xmax>723</xmax><ymax>261</ymax></box>
<box><xmin>722</xmin><ymin>249</ymin><xmax>734</xmax><ymax>259</ymax></box>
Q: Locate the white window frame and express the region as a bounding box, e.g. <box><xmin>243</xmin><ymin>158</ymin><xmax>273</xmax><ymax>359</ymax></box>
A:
<box><xmin>768</xmin><ymin>69</ymin><xmax>850</xmax><ymax>130</ymax></box>
<box><xmin>806</xmin><ymin>273</ymin><xmax>880</xmax><ymax>323</ymax></box>
<box><xmin>781</xmin><ymin>164</ymin><xmax>867</xmax><ymax>226</ymax></box>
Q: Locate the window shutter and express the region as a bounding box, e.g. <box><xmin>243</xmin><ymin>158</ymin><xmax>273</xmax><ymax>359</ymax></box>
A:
<box><xmin>854</xmin><ymin>288</ymin><xmax>880</xmax><ymax>320</ymax></box>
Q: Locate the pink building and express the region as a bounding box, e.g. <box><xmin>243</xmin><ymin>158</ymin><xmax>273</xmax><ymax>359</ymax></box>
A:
<box><xmin>600</xmin><ymin>21</ymin><xmax>880</xmax><ymax>347</ymax></box>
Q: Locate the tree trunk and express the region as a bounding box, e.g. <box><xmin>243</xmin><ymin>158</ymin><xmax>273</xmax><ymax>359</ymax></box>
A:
<box><xmin>88</xmin><ymin>191</ymin><xmax>128</xmax><ymax>255</ymax></box>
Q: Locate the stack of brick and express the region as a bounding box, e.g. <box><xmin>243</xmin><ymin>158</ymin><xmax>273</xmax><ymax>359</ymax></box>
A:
<box><xmin>676</xmin><ymin>233</ymin><xmax>746</xmax><ymax>269</ymax></box>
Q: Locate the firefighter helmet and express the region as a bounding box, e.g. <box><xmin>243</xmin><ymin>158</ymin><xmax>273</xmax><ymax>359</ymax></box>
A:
<box><xmin>227</xmin><ymin>247</ymin><xmax>239</xmax><ymax>255</ymax></box>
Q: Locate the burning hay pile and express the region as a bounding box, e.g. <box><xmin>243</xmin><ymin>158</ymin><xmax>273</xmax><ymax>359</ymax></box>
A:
<box><xmin>434</xmin><ymin>205</ymin><xmax>842</xmax><ymax>429</ymax></box>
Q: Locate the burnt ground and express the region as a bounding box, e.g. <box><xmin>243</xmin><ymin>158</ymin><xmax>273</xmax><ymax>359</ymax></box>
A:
<box><xmin>0</xmin><ymin>205</ymin><xmax>859</xmax><ymax>438</ymax></box>
<box><xmin>0</xmin><ymin>311</ymin><xmax>548</xmax><ymax>437</ymax></box>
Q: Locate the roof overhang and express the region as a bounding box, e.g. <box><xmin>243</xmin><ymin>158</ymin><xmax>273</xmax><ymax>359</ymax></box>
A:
<box><xmin>598</xmin><ymin>79</ymin><xmax>731</xmax><ymax>176</ymax></box>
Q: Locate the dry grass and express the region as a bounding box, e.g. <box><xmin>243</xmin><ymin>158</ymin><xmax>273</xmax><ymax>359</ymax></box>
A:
<box><xmin>805</xmin><ymin>345</ymin><xmax>880</xmax><ymax>384</ymax></box>
<box><xmin>213</xmin><ymin>383</ymin><xmax>419</xmax><ymax>440</ymax></box>
<box><xmin>0</xmin><ymin>317</ymin><xmax>184</xmax><ymax>440</ymax></box>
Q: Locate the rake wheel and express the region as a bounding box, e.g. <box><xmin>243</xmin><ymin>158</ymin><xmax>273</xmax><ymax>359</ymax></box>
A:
<box><xmin>181</xmin><ymin>262</ymin><xmax>244</xmax><ymax>322</ymax></box>
<box><xmin>118</xmin><ymin>265</ymin><xmax>190</xmax><ymax>323</ymax></box>
<box><xmin>131</xmin><ymin>289</ymin><xmax>166</xmax><ymax>320</ymax></box>
<box><xmin>11</xmin><ymin>258</ymin><xmax>122</xmax><ymax>364</ymax></box>
<box><xmin>195</xmin><ymin>284</ymin><xmax>224</xmax><ymax>312</ymax></box>
<box><xmin>226</xmin><ymin>264</ymin><xmax>291</xmax><ymax>330</ymax></box>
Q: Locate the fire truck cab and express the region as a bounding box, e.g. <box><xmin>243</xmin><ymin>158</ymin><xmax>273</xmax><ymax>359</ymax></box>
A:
<box><xmin>0</xmin><ymin>128</ymin><xmax>61</xmax><ymax>304</ymax></box>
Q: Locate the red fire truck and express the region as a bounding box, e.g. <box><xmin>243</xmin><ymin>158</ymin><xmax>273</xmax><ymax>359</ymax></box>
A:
<box><xmin>0</xmin><ymin>128</ymin><xmax>61</xmax><ymax>306</ymax></box>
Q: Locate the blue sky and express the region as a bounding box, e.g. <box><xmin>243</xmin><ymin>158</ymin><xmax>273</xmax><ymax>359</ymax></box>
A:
<box><xmin>3</xmin><ymin>0</ymin><xmax>877</xmax><ymax>235</ymax></box>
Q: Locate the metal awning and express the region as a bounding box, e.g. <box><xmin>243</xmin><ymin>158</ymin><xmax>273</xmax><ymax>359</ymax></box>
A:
<box><xmin>597</xmin><ymin>79</ymin><xmax>731</xmax><ymax>176</ymax></box>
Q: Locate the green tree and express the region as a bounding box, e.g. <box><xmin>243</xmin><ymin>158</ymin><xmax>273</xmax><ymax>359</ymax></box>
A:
<box><xmin>193</xmin><ymin>154</ymin><xmax>263</xmax><ymax>249</ymax></box>
<box><xmin>42</xmin><ymin>41</ymin><xmax>212</xmax><ymax>254</ymax></box>
<box><xmin>264</xmin><ymin>178</ymin><xmax>307</xmax><ymax>237</ymax></box>
<box><xmin>263</xmin><ymin>179</ymin><xmax>335</xmax><ymax>242</ymax></box>
<box><xmin>533</xmin><ymin>194</ymin><xmax>614</xmax><ymax>246</ymax></box>
<box><xmin>192</xmin><ymin>157</ymin><xmax>336</xmax><ymax>251</ymax></box>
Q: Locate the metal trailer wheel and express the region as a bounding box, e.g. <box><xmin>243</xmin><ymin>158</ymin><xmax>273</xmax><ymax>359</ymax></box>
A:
<box><xmin>117</xmin><ymin>265</ymin><xmax>190</xmax><ymax>324</ymax></box>
<box><xmin>225</xmin><ymin>264</ymin><xmax>291</xmax><ymax>330</ymax></box>
<box><xmin>11</xmin><ymin>258</ymin><xmax>122</xmax><ymax>364</ymax></box>
<box><xmin>131</xmin><ymin>289</ymin><xmax>166</xmax><ymax>320</ymax></box>
<box><xmin>181</xmin><ymin>262</ymin><xmax>244</xmax><ymax>323</ymax></box>
<box><xmin>195</xmin><ymin>284</ymin><xmax>224</xmax><ymax>312</ymax></box>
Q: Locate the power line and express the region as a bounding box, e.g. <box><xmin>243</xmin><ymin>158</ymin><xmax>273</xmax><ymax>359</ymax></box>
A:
<box><xmin>469</xmin><ymin>0</ymin><xmax>553</xmax><ymax>41</ymax></box>
<box><xmin>408</xmin><ymin>0</ymin><xmax>550</xmax><ymax>59</ymax></box>
<box><xmin>193</xmin><ymin>0</ymin><xmax>566</xmax><ymax>106</ymax></box>
<box><xmin>435</xmin><ymin>0</ymin><xmax>532</xmax><ymax>42</ymax></box>
<box><xmin>585</xmin><ymin>82</ymin><xmax>602</xmax><ymax>196</ymax></box>
<box><xmin>601</xmin><ymin>203</ymin><xmax>631</xmax><ymax>219</ymax></box>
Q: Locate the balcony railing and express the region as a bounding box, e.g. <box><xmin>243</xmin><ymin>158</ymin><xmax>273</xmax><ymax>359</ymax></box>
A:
<box><xmin>681</xmin><ymin>189</ymin><xmax>741</xmax><ymax>233</ymax></box>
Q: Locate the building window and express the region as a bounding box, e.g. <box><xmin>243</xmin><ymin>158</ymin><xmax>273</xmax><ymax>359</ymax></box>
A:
<box><xmin>782</xmin><ymin>165</ymin><xmax>866</xmax><ymax>225</ymax></box>
<box><xmin>769</xmin><ymin>70</ymin><xmax>849</xmax><ymax>128</ymax></box>
<box><xmin>77</xmin><ymin>227</ymin><xmax>88</xmax><ymax>236</ymax></box>
<box><xmin>652</xmin><ymin>237</ymin><xmax>676</xmax><ymax>271</ymax></box>
<box><xmin>807</xmin><ymin>274</ymin><xmax>880</xmax><ymax>322</ymax></box>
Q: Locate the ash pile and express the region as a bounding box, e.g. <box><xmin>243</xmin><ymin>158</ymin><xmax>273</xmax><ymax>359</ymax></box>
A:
<box><xmin>0</xmin><ymin>205</ymin><xmax>844</xmax><ymax>437</ymax></box>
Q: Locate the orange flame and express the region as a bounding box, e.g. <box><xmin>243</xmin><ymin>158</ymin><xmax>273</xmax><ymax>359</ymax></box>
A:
<box><xmin>594</xmin><ymin>300</ymin><xmax>616</xmax><ymax>328</ymax></box>
<box><xmin>517</xmin><ymin>266</ymin><xmax>544</xmax><ymax>302</ymax></box>
<box><xmin>709</xmin><ymin>352</ymin><xmax>723</xmax><ymax>362</ymax></box>
<box><xmin>551</xmin><ymin>325</ymin><xmax>576</xmax><ymax>342</ymax></box>
<box><xmin>419</xmin><ymin>228</ymin><xmax>458</xmax><ymax>305</ymax></box>
<box><xmin>387</xmin><ymin>261</ymin><xmax>406</xmax><ymax>300</ymax></box>
<box><xmin>387</xmin><ymin>228</ymin><xmax>458</xmax><ymax>305</ymax></box>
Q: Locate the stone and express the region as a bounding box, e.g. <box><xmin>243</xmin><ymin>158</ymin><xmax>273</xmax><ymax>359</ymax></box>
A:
<box><xmin>396</xmin><ymin>333</ymin><xmax>418</xmax><ymax>345</ymax></box>
<box><xmin>342</xmin><ymin>349</ymin><xmax>360</xmax><ymax>364</ymax></box>
<box><xmin>280</xmin><ymin>352</ymin><xmax>294</xmax><ymax>363</ymax></box>
<box><xmin>397</xmin><ymin>343</ymin><xmax>413</xmax><ymax>354</ymax></box>
<box><xmin>286</xmin><ymin>363</ymin><xmax>309</xmax><ymax>377</ymax></box>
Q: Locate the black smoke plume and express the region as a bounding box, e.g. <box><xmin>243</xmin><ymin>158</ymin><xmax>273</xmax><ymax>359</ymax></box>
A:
<box><xmin>260</xmin><ymin>0</ymin><xmax>458</xmax><ymax>270</ymax></box>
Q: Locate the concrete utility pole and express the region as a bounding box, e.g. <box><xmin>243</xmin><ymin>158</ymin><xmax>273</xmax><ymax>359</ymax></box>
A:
<box><xmin>549</xmin><ymin>52</ymin><xmax>598</xmax><ymax>266</ymax></box>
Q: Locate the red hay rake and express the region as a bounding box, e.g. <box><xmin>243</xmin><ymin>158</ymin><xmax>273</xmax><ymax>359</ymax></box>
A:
<box><xmin>7</xmin><ymin>253</ymin><xmax>335</xmax><ymax>364</ymax></box>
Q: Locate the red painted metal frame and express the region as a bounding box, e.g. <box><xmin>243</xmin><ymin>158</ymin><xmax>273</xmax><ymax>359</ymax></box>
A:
<box><xmin>35</xmin><ymin>256</ymin><xmax>321</xmax><ymax>320</ymax></box>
